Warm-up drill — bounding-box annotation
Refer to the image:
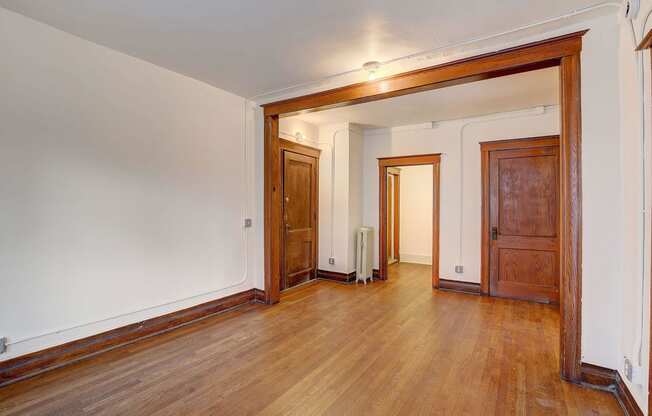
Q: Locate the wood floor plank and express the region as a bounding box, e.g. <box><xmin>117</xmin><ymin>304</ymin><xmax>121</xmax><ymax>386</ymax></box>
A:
<box><xmin>0</xmin><ymin>263</ymin><xmax>621</xmax><ymax>415</ymax></box>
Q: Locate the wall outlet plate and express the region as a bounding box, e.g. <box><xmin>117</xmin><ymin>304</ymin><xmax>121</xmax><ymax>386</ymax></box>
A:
<box><xmin>455</xmin><ymin>265</ymin><xmax>464</xmax><ymax>274</ymax></box>
<box><xmin>0</xmin><ymin>337</ymin><xmax>6</xmax><ymax>354</ymax></box>
<box><xmin>328</xmin><ymin>257</ymin><xmax>335</xmax><ymax>265</ymax></box>
<box><xmin>624</xmin><ymin>357</ymin><xmax>633</xmax><ymax>381</ymax></box>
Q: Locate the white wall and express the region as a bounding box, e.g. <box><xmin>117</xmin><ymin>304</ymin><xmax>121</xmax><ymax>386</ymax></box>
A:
<box><xmin>347</xmin><ymin>127</ymin><xmax>363</xmax><ymax>272</ymax></box>
<box><xmin>616</xmin><ymin>2</ymin><xmax>652</xmax><ymax>409</ymax></box>
<box><xmin>398</xmin><ymin>165</ymin><xmax>433</xmax><ymax>265</ymax></box>
<box><xmin>0</xmin><ymin>8</ymin><xmax>256</xmax><ymax>360</ymax></box>
<box><xmin>362</xmin><ymin>107</ymin><xmax>560</xmax><ymax>280</ymax></box>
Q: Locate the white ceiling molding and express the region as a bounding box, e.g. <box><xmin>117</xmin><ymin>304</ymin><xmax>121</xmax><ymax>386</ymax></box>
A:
<box><xmin>253</xmin><ymin>3</ymin><xmax>620</xmax><ymax>105</ymax></box>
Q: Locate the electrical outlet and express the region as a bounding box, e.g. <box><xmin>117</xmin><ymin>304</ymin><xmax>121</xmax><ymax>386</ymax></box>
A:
<box><xmin>0</xmin><ymin>337</ymin><xmax>6</xmax><ymax>354</ymax></box>
<box><xmin>328</xmin><ymin>257</ymin><xmax>335</xmax><ymax>265</ymax></box>
<box><xmin>624</xmin><ymin>357</ymin><xmax>633</xmax><ymax>381</ymax></box>
<box><xmin>455</xmin><ymin>265</ymin><xmax>464</xmax><ymax>274</ymax></box>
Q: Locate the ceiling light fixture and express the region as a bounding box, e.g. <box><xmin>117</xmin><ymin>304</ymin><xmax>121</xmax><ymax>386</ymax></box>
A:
<box><xmin>363</xmin><ymin>61</ymin><xmax>381</xmax><ymax>81</ymax></box>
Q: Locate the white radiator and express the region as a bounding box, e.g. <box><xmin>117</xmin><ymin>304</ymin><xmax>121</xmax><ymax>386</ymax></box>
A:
<box><xmin>356</xmin><ymin>227</ymin><xmax>374</xmax><ymax>284</ymax></box>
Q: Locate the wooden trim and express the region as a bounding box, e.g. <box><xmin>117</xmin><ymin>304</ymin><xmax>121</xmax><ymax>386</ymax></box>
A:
<box><xmin>393</xmin><ymin>173</ymin><xmax>400</xmax><ymax>261</ymax></box>
<box><xmin>378</xmin><ymin>153</ymin><xmax>443</xmax><ymax>166</ymax></box>
<box><xmin>253</xmin><ymin>288</ymin><xmax>266</xmax><ymax>303</ymax></box>
<box><xmin>479</xmin><ymin>136</ymin><xmax>560</xmax><ymax>151</ymax></box>
<box><xmin>636</xmin><ymin>28</ymin><xmax>652</xmax><ymax>51</ymax></box>
<box><xmin>262</xmin><ymin>31</ymin><xmax>586</xmax><ymax>117</ymax></box>
<box><xmin>580</xmin><ymin>363</ymin><xmax>644</xmax><ymax>416</ymax></box>
<box><xmin>559</xmin><ymin>53</ymin><xmax>583</xmax><ymax>382</ymax></box>
<box><xmin>263</xmin><ymin>31</ymin><xmax>586</xmax><ymax>382</ymax></box>
<box><xmin>378</xmin><ymin>154</ymin><xmax>441</xmax><ymax>287</ymax></box>
<box><xmin>279</xmin><ymin>138</ymin><xmax>321</xmax><ymax>158</ymax></box>
<box><xmin>438</xmin><ymin>279</ymin><xmax>481</xmax><ymax>295</ymax></box>
<box><xmin>0</xmin><ymin>289</ymin><xmax>259</xmax><ymax>387</ymax></box>
<box><xmin>264</xmin><ymin>115</ymin><xmax>281</xmax><ymax>304</ymax></box>
<box><xmin>387</xmin><ymin>171</ymin><xmax>401</xmax><ymax>261</ymax></box>
<box><xmin>317</xmin><ymin>269</ymin><xmax>356</xmax><ymax>283</ymax></box>
<box><xmin>479</xmin><ymin>135</ymin><xmax>560</xmax><ymax>297</ymax></box>
<box><xmin>616</xmin><ymin>373</ymin><xmax>645</xmax><ymax>416</ymax></box>
<box><xmin>580</xmin><ymin>362</ymin><xmax>618</xmax><ymax>388</ymax></box>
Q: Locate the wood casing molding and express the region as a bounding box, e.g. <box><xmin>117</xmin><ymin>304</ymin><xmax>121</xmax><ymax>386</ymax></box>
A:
<box><xmin>279</xmin><ymin>137</ymin><xmax>321</xmax><ymax>158</ymax></box>
<box><xmin>0</xmin><ymin>288</ymin><xmax>261</xmax><ymax>387</ymax></box>
<box><xmin>263</xmin><ymin>30</ymin><xmax>585</xmax><ymax>382</ymax></box>
<box><xmin>580</xmin><ymin>363</ymin><xmax>643</xmax><ymax>416</ymax></box>
<box><xmin>636</xmin><ymin>28</ymin><xmax>652</xmax><ymax>51</ymax></box>
<box><xmin>378</xmin><ymin>154</ymin><xmax>441</xmax><ymax>288</ymax></box>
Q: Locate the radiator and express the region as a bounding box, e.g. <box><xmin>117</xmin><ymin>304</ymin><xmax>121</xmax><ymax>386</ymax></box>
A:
<box><xmin>356</xmin><ymin>227</ymin><xmax>374</xmax><ymax>284</ymax></box>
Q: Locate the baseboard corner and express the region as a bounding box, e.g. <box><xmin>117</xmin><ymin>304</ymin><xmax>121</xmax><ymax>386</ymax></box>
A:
<box><xmin>579</xmin><ymin>362</ymin><xmax>643</xmax><ymax>416</ymax></box>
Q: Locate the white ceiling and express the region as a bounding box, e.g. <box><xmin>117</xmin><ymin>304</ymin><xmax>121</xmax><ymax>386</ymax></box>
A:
<box><xmin>286</xmin><ymin>67</ymin><xmax>559</xmax><ymax>129</ymax></box>
<box><xmin>0</xmin><ymin>1</ymin><xmax>606</xmax><ymax>99</ymax></box>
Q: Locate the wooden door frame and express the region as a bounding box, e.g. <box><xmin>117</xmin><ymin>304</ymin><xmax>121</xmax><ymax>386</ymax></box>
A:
<box><xmin>378</xmin><ymin>155</ymin><xmax>440</xmax><ymax>286</ymax></box>
<box><xmin>263</xmin><ymin>30</ymin><xmax>585</xmax><ymax>382</ymax></box>
<box><xmin>480</xmin><ymin>135</ymin><xmax>560</xmax><ymax>298</ymax></box>
<box><xmin>279</xmin><ymin>138</ymin><xmax>320</xmax><ymax>290</ymax></box>
<box><xmin>387</xmin><ymin>168</ymin><xmax>401</xmax><ymax>262</ymax></box>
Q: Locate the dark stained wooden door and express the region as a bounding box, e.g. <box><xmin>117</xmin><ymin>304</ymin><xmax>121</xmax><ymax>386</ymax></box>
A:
<box><xmin>282</xmin><ymin>150</ymin><xmax>318</xmax><ymax>290</ymax></box>
<box><xmin>488</xmin><ymin>138</ymin><xmax>560</xmax><ymax>303</ymax></box>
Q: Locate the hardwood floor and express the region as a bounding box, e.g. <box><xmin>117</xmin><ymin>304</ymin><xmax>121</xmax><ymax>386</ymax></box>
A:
<box><xmin>0</xmin><ymin>263</ymin><xmax>620</xmax><ymax>415</ymax></box>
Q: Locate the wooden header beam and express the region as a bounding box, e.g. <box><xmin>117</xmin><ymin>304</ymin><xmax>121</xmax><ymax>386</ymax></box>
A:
<box><xmin>262</xmin><ymin>30</ymin><xmax>587</xmax><ymax>117</ymax></box>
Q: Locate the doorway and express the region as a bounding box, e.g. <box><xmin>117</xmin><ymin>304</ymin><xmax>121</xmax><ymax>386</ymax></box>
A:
<box><xmin>386</xmin><ymin>168</ymin><xmax>401</xmax><ymax>265</ymax></box>
<box><xmin>480</xmin><ymin>136</ymin><xmax>560</xmax><ymax>304</ymax></box>
<box><xmin>378</xmin><ymin>154</ymin><xmax>440</xmax><ymax>287</ymax></box>
<box><xmin>263</xmin><ymin>31</ymin><xmax>584</xmax><ymax>381</ymax></box>
<box><xmin>280</xmin><ymin>138</ymin><xmax>320</xmax><ymax>290</ymax></box>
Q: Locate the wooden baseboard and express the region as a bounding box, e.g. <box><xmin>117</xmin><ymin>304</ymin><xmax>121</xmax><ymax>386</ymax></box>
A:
<box><xmin>580</xmin><ymin>362</ymin><xmax>617</xmax><ymax>388</ymax></box>
<box><xmin>615</xmin><ymin>373</ymin><xmax>644</xmax><ymax>416</ymax></box>
<box><xmin>0</xmin><ymin>288</ymin><xmax>259</xmax><ymax>387</ymax></box>
<box><xmin>438</xmin><ymin>278</ymin><xmax>481</xmax><ymax>295</ymax></box>
<box><xmin>580</xmin><ymin>363</ymin><xmax>643</xmax><ymax>416</ymax></box>
<box><xmin>253</xmin><ymin>288</ymin><xmax>266</xmax><ymax>303</ymax></box>
<box><xmin>317</xmin><ymin>269</ymin><xmax>356</xmax><ymax>283</ymax></box>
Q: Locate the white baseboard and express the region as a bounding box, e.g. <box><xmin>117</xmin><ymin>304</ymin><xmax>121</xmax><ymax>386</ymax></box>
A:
<box><xmin>399</xmin><ymin>253</ymin><xmax>432</xmax><ymax>265</ymax></box>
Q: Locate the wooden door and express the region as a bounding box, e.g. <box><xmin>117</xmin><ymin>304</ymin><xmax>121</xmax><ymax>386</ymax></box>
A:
<box><xmin>282</xmin><ymin>150</ymin><xmax>318</xmax><ymax>290</ymax></box>
<box><xmin>485</xmin><ymin>137</ymin><xmax>560</xmax><ymax>303</ymax></box>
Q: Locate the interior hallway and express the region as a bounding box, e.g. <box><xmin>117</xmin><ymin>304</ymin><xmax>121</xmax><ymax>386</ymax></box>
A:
<box><xmin>0</xmin><ymin>263</ymin><xmax>620</xmax><ymax>415</ymax></box>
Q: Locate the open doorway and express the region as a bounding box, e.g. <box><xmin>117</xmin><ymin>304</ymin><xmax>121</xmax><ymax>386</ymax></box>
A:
<box><xmin>265</xmin><ymin>32</ymin><xmax>583</xmax><ymax>381</ymax></box>
<box><xmin>378</xmin><ymin>155</ymin><xmax>440</xmax><ymax>287</ymax></box>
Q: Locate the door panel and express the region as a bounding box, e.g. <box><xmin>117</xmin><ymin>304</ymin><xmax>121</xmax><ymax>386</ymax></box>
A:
<box><xmin>489</xmin><ymin>141</ymin><xmax>560</xmax><ymax>303</ymax></box>
<box><xmin>498</xmin><ymin>154</ymin><xmax>558</xmax><ymax>237</ymax></box>
<box><xmin>282</xmin><ymin>151</ymin><xmax>317</xmax><ymax>290</ymax></box>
